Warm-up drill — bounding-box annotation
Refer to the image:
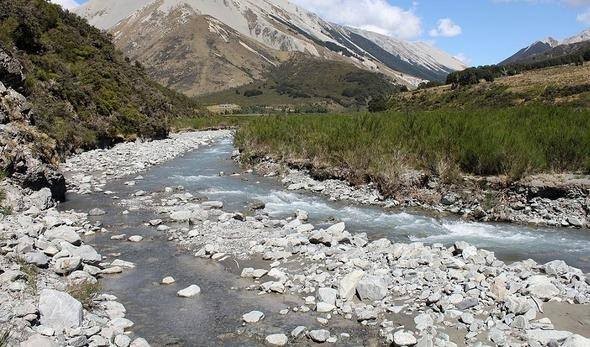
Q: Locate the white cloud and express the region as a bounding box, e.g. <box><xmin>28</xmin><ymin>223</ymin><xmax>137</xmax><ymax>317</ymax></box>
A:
<box><xmin>453</xmin><ymin>53</ymin><xmax>471</xmax><ymax>65</ymax></box>
<box><xmin>291</xmin><ymin>0</ymin><xmax>422</xmax><ymax>39</ymax></box>
<box><xmin>429</xmin><ymin>18</ymin><xmax>462</xmax><ymax>37</ymax></box>
<box><xmin>578</xmin><ymin>7</ymin><xmax>590</xmax><ymax>23</ymax></box>
<box><xmin>49</xmin><ymin>0</ymin><xmax>80</xmax><ymax>10</ymax></box>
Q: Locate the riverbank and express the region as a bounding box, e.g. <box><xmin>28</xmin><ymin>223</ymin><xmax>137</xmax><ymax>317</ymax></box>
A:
<box><xmin>241</xmin><ymin>156</ymin><xmax>590</xmax><ymax>231</ymax></box>
<box><xmin>234</xmin><ymin>109</ymin><xmax>590</xmax><ymax>230</ymax></box>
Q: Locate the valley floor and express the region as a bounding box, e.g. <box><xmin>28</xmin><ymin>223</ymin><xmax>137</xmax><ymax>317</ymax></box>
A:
<box><xmin>3</xmin><ymin>130</ymin><xmax>589</xmax><ymax>346</ymax></box>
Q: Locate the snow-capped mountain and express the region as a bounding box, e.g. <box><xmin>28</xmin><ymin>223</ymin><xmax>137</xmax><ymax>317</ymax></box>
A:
<box><xmin>75</xmin><ymin>0</ymin><xmax>466</xmax><ymax>95</ymax></box>
<box><xmin>501</xmin><ymin>29</ymin><xmax>590</xmax><ymax>65</ymax></box>
<box><xmin>562</xmin><ymin>28</ymin><xmax>590</xmax><ymax>45</ymax></box>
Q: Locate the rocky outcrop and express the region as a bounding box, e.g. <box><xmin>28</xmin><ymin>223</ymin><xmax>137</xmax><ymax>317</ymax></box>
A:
<box><xmin>0</xmin><ymin>48</ymin><xmax>66</xmax><ymax>201</ymax></box>
<box><xmin>0</xmin><ymin>47</ymin><xmax>25</xmax><ymax>90</ymax></box>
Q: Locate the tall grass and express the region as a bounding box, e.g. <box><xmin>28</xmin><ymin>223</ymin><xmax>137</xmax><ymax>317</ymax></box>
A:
<box><xmin>235</xmin><ymin>105</ymin><xmax>590</xmax><ymax>182</ymax></box>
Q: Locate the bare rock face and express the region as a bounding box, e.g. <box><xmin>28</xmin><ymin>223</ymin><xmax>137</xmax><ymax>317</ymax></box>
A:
<box><xmin>0</xmin><ymin>48</ymin><xmax>66</xmax><ymax>201</ymax></box>
<box><xmin>0</xmin><ymin>47</ymin><xmax>25</xmax><ymax>90</ymax></box>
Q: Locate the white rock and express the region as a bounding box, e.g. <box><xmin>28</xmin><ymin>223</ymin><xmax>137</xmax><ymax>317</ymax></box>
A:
<box><xmin>44</xmin><ymin>226</ymin><xmax>81</xmax><ymax>245</ymax></box>
<box><xmin>339</xmin><ymin>270</ymin><xmax>365</xmax><ymax>300</ymax></box>
<box><xmin>393</xmin><ymin>330</ymin><xmax>417</xmax><ymax>346</ymax></box>
<box><xmin>161</xmin><ymin>276</ymin><xmax>175</xmax><ymax>285</ymax></box>
<box><xmin>317</xmin><ymin>287</ymin><xmax>338</xmax><ymax>305</ymax></box>
<box><xmin>562</xmin><ymin>334</ymin><xmax>590</xmax><ymax>347</ymax></box>
<box><xmin>177</xmin><ymin>285</ymin><xmax>201</xmax><ymax>298</ymax></box>
<box><xmin>316</xmin><ymin>302</ymin><xmax>335</xmax><ymax>313</ymax></box>
<box><xmin>308</xmin><ymin>329</ymin><xmax>331</xmax><ymax>343</ymax></box>
<box><xmin>265</xmin><ymin>334</ymin><xmax>288</xmax><ymax>346</ymax></box>
<box><xmin>242</xmin><ymin>310</ymin><xmax>264</xmax><ymax>323</ymax></box>
<box><xmin>20</xmin><ymin>334</ymin><xmax>58</xmax><ymax>347</ymax></box>
<box><xmin>128</xmin><ymin>235</ymin><xmax>143</xmax><ymax>243</ymax></box>
<box><xmin>38</xmin><ymin>289</ymin><xmax>83</xmax><ymax>331</ymax></box>
<box><xmin>356</xmin><ymin>275</ymin><xmax>388</xmax><ymax>301</ymax></box>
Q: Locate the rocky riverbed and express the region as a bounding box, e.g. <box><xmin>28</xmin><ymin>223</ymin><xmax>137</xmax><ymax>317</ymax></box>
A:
<box><xmin>0</xmin><ymin>181</ymin><xmax>149</xmax><ymax>347</ymax></box>
<box><xmin>2</xmin><ymin>130</ymin><xmax>589</xmax><ymax>346</ymax></box>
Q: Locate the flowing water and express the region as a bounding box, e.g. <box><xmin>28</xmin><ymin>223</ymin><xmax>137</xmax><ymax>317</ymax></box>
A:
<box><xmin>61</xmin><ymin>135</ymin><xmax>590</xmax><ymax>345</ymax></box>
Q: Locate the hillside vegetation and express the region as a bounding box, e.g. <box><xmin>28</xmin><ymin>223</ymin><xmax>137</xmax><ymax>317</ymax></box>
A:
<box><xmin>197</xmin><ymin>56</ymin><xmax>405</xmax><ymax>112</ymax></box>
<box><xmin>0</xmin><ymin>0</ymin><xmax>198</xmax><ymax>154</ymax></box>
<box><xmin>393</xmin><ymin>64</ymin><xmax>590</xmax><ymax>110</ymax></box>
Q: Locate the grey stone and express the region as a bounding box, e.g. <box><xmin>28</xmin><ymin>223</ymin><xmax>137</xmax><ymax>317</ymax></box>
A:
<box><xmin>393</xmin><ymin>330</ymin><xmax>417</xmax><ymax>346</ymax></box>
<box><xmin>291</xmin><ymin>326</ymin><xmax>306</xmax><ymax>338</ymax></box>
<box><xmin>526</xmin><ymin>275</ymin><xmax>559</xmax><ymax>300</ymax></box>
<box><xmin>20</xmin><ymin>334</ymin><xmax>58</xmax><ymax>347</ymax></box>
<box><xmin>317</xmin><ymin>287</ymin><xmax>338</xmax><ymax>305</ymax></box>
<box><xmin>24</xmin><ymin>251</ymin><xmax>49</xmax><ymax>267</ymax></box>
<box><xmin>44</xmin><ymin>226</ymin><xmax>81</xmax><ymax>245</ymax></box>
<box><xmin>53</xmin><ymin>256</ymin><xmax>81</xmax><ymax>275</ymax></box>
<box><xmin>455</xmin><ymin>297</ymin><xmax>478</xmax><ymax>310</ymax></box>
<box><xmin>265</xmin><ymin>334</ymin><xmax>288</xmax><ymax>346</ymax></box>
<box><xmin>543</xmin><ymin>260</ymin><xmax>569</xmax><ymax>276</ymax></box>
<box><xmin>242</xmin><ymin>311</ymin><xmax>264</xmax><ymax>323</ymax></box>
<box><xmin>356</xmin><ymin>275</ymin><xmax>388</xmax><ymax>302</ymax></box>
<box><xmin>177</xmin><ymin>285</ymin><xmax>201</xmax><ymax>298</ymax></box>
<box><xmin>308</xmin><ymin>329</ymin><xmax>331</xmax><ymax>343</ymax></box>
<box><xmin>339</xmin><ymin>270</ymin><xmax>365</xmax><ymax>300</ymax></box>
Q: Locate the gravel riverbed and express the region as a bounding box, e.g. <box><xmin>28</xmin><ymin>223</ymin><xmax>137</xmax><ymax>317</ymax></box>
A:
<box><xmin>2</xmin><ymin>130</ymin><xmax>588</xmax><ymax>346</ymax></box>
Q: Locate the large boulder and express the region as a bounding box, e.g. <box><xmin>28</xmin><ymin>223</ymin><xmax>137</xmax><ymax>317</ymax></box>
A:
<box><xmin>356</xmin><ymin>275</ymin><xmax>388</xmax><ymax>301</ymax></box>
<box><xmin>525</xmin><ymin>275</ymin><xmax>560</xmax><ymax>301</ymax></box>
<box><xmin>339</xmin><ymin>270</ymin><xmax>365</xmax><ymax>301</ymax></box>
<box><xmin>38</xmin><ymin>289</ymin><xmax>83</xmax><ymax>331</ymax></box>
<box><xmin>44</xmin><ymin>225</ymin><xmax>81</xmax><ymax>245</ymax></box>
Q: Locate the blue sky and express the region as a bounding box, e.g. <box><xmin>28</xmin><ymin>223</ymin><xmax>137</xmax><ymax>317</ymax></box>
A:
<box><xmin>57</xmin><ymin>0</ymin><xmax>590</xmax><ymax>66</ymax></box>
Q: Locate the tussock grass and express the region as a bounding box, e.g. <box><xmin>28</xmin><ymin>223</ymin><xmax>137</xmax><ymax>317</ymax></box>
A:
<box><xmin>67</xmin><ymin>282</ymin><xmax>101</xmax><ymax>310</ymax></box>
<box><xmin>236</xmin><ymin>105</ymin><xmax>590</xmax><ymax>187</ymax></box>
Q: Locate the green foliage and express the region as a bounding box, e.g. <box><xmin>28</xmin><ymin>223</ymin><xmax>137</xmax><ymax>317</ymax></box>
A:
<box><xmin>447</xmin><ymin>44</ymin><xmax>590</xmax><ymax>88</ymax></box>
<box><xmin>0</xmin><ymin>0</ymin><xmax>198</xmax><ymax>154</ymax></box>
<box><xmin>236</xmin><ymin>106</ymin><xmax>590</xmax><ymax>187</ymax></box>
<box><xmin>368</xmin><ymin>95</ymin><xmax>389</xmax><ymax>113</ymax></box>
<box><xmin>243</xmin><ymin>89</ymin><xmax>263</xmax><ymax>97</ymax></box>
<box><xmin>198</xmin><ymin>56</ymin><xmax>405</xmax><ymax>110</ymax></box>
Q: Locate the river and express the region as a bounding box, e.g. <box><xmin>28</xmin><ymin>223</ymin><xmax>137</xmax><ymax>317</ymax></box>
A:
<box><xmin>61</xmin><ymin>134</ymin><xmax>590</xmax><ymax>345</ymax></box>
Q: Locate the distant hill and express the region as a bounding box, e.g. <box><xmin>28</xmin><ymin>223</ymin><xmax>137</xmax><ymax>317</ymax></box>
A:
<box><xmin>197</xmin><ymin>56</ymin><xmax>406</xmax><ymax>112</ymax></box>
<box><xmin>0</xmin><ymin>0</ymin><xmax>198</xmax><ymax>154</ymax></box>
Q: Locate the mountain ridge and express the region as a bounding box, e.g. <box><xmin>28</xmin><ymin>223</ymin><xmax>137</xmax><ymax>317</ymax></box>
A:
<box><xmin>75</xmin><ymin>0</ymin><xmax>465</xmax><ymax>95</ymax></box>
<box><xmin>501</xmin><ymin>28</ymin><xmax>590</xmax><ymax>65</ymax></box>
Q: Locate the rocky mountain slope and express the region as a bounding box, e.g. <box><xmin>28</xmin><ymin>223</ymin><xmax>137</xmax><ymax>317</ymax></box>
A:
<box><xmin>501</xmin><ymin>28</ymin><xmax>590</xmax><ymax>65</ymax></box>
<box><xmin>75</xmin><ymin>0</ymin><xmax>466</xmax><ymax>96</ymax></box>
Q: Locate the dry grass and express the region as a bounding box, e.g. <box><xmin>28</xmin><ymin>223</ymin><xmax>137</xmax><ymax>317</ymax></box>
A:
<box><xmin>67</xmin><ymin>282</ymin><xmax>101</xmax><ymax>310</ymax></box>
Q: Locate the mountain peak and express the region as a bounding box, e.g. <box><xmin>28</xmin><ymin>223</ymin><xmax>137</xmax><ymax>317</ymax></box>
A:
<box><xmin>76</xmin><ymin>0</ymin><xmax>464</xmax><ymax>95</ymax></box>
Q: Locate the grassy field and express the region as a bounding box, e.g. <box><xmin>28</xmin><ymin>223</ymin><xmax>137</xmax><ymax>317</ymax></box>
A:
<box><xmin>235</xmin><ymin>105</ymin><xmax>590</xmax><ymax>192</ymax></box>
